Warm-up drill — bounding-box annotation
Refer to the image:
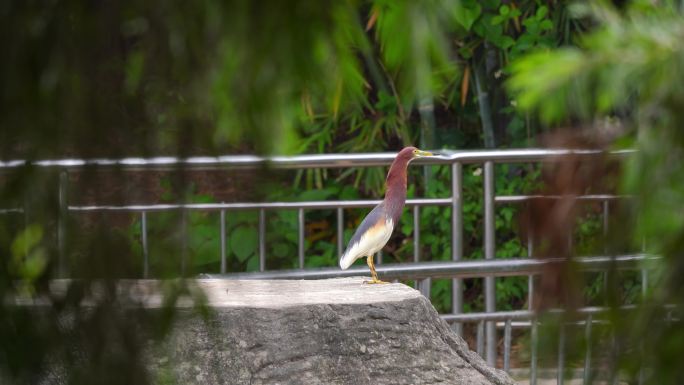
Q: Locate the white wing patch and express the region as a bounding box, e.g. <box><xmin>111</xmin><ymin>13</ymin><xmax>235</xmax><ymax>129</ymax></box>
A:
<box><xmin>339</xmin><ymin>218</ymin><xmax>394</xmax><ymax>269</ymax></box>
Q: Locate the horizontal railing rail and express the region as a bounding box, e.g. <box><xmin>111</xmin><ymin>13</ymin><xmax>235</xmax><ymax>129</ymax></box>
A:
<box><xmin>62</xmin><ymin>194</ymin><xmax>628</xmax><ymax>212</ymax></box>
<box><xmin>0</xmin><ymin>148</ymin><xmax>635</xmax><ymax>171</ymax></box>
<box><xmin>200</xmin><ymin>254</ymin><xmax>656</xmax><ymax>281</ymax></box>
<box><xmin>441</xmin><ymin>304</ymin><xmax>678</xmax><ymax>323</ymax></box>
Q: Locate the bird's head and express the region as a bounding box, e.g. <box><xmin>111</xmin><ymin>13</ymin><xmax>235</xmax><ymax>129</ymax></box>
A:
<box><xmin>397</xmin><ymin>146</ymin><xmax>435</xmax><ymax>163</ymax></box>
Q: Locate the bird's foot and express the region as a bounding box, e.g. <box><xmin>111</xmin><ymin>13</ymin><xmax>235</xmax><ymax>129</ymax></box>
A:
<box><xmin>363</xmin><ymin>278</ymin><xmax>389</xmax><ymax>284</ymax></box>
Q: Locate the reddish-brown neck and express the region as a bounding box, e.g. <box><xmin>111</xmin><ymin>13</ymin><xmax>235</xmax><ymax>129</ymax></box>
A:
<box><xmin>384</xmin><ymin>155</ymin><xmax>411</xmax><ymax>223</ymax></box>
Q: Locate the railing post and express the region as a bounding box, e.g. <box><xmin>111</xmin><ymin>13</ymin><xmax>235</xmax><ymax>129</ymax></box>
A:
<box><xmin>413</xmin><ymin>205</ymin><xmax>421</xmax><ymax>263</ymax></box>
<box><xmin>484</xmin><ymin>161</ymin><xmax>496</xmax><ymax>366</ymax></box>
<box><xmin>23</xmin><ymin>197</ymin><xmax>29</xmax><ymax>257</ymax></box>
<box><xmin>476</xmin><ymin>320</ymin><xmax>485</xmax><ymax>357</ymax></box>
<box><xmin>583</xmin><ymin>315</ymin><xmax>593</xmax><ymax>385</ymax></box>
<box><xmin>418</xmin><ymin>277</ymin><xmax>431</xmax><ymax>298</ymax></box>
<box><xmin>57</xmin><ymin>170</ymin><xmax>68</xmax><ymax>278</ymax></box>
<box><xmin>298</xmin><ymin>208</ymin><xmax>305</xmax><ymax>269</ymax></box>
<box><xmin>602</xmin><ymin>200</ymin><xmax>609</xmax><ymax>297</ymax></box>
<box><xmin>603</xmin><ymin>200</ymin><xmax>609</xmax><ymax>251</ymax></box>
<box><xmin>451</xmin><ymin>162</ymin><xmax>464</xmax><ymax>335</ymax></box>
<box><xmin>414</xmin><ymin>205</ymin><xmax>421</xmax><ymax>289</ymax></box>
<box><xmin>528</xmin><ymin>231</ymin><xmax>534</xmax><ymax>311</ymax></box>
<box><xmin>558</xmin><ymin>324</ymin><xmax>566</xmax><ymax>385</ymax></box>
<box><xmin>337</xmin><ymin>207</ymin><xmax>344</xmax><ymax>259</ymax></box>
<box><xmin>180</xmin><ymin>209</ymin><xmax>187</xmax><ymax>276</ymax></box>
<box><xmin>503</xmin><ymin>319</ymin><xmax>512</xmax><ymax>373</ymax></box>
<box><xmin>531</xmin><ymin>318</ymin><xmax>538</xmax><ymax>385</ymax></box>
<box><xmin>259</xmin><ymin>209</ymin><xmax>266</xmax><ymax>271</ymax></box>
<box><xmin>220</xmin><ymin>209</ymin><xmax>227</xmax><ymax>273</ymax></box>
<box><xmin>142</xmin><ymin>211</ymin><xmax>149</xmax><ymax>278</ymax></box>
<box><xmin>641</xmin><ymin>237</ymin><xmax>647</xmax><ymax>298</ymax></box>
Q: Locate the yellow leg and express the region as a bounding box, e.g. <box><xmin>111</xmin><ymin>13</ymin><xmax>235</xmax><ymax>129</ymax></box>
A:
<box><xmin>364</xmin><ymin>255</ymin><xmax>388</xmax><ymax>284</ymax></box>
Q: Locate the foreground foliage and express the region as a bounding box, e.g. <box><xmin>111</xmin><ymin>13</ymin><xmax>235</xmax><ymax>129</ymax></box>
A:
<box><xmin>509</xmin><ymin>1</ymin><xmax>684</xmax><ymax>383</ymax></box>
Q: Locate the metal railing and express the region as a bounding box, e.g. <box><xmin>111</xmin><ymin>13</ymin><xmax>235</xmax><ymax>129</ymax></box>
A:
<box><xmin>1</xmin><ymin>148</ymin><xmax>646</xmax><ymax>383</ymax></box>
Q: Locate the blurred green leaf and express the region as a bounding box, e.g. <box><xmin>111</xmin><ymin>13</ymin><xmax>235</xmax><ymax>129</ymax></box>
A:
<box><xmin>229</xmin><ymin>226</ymin><xmax>257</xmax><ymax>262</ymax></box>
<box><xmin>453</xmin><ymin>0</ymin><xmax>482</xmax><ymax>31</ymax></box>
<box><xmin>10</xmin><ymin>224</ymin><xmax>43</xmax><ymax>260</ymax></box>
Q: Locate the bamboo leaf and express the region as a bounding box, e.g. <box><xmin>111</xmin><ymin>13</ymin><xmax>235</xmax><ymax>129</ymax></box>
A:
<box><xmin>366</xmin><ymin>7</ymin><xmax>379</xmax><ymax>31</ymax></box>
<box><xmin>460</xmin><ymin>65</ymin><xmax>471</xmax><ymax>106</ymax></box>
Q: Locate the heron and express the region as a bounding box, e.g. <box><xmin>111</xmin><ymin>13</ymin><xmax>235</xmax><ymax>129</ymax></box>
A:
<box><xmin>339</xmin><ymin>147</ymin><xmax>435</xmax><ymax>283</ymax></box>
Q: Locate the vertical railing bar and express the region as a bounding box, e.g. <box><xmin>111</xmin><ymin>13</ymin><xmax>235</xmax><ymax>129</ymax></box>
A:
<box><xmin>142</xmin><ymin>211</ymin><xmax>149</xmax><ymax>278</ymax></box>
<box><xmin>484</xmin><ymin>161</ymin><xmax>496</xmax><ymax>366</ymax></box>
<box><xmin>641</xmin><ymin>267</ymin><xmax>648</xmax><ymax>298</ymax></box>
<box><xmin>57</xmin><ymin>170</ymin><xmax>68</xmax><ymax>278</ymax></box>
<box><xmin>298</xmin><ymin>208</ymin><xmax>305</xmax><ymax>269</ymax></box>
<box><xmin>638</xmin><ymin>349</ymin><xmax>645</xmax><ymax>385</ymax></box>
<box><xmin>477</xmin><ymin>320</ymin><xmax>485</xmax><ymax>358</ymax></box>
<box><xmin>531</xmin><ymin>319</ymin><xmax>538</xmax><ymax>385</ymax></box>
<box><xmin>451</xmin><ymin>162</ymin><xmax>464</xmax><ymax>336</ymax></box>
<box><xmin>419</xmin><ymin>278</ymin><xmax>431</xmax><ymax>299</ymax></box>
<box><xmin>181</xmin><ymin>209</ymin><xmax>188</xmax><ymax>275</ymax></box>
<box><xmin>23</xmin><ymin>197</ymin><xmax>29</xmax><ymax>256</ymax></box>
<box><xmin>528</xmin><ymin>275</ymin><xmax>535</xmax><ymax>310</ymax></box>
<box><xmin>377</xmin><ymin>249</ymin><xmax>383</xmax><ymax>265</ymax></box>
<box><xmin>413</xmin><ymin>205</ymin><xmax>420</xmax><ymax>263</ymax></box>
<box><xmin>603</xmin><ymin>200</ymin><xmax>609</xmax><ymax>252</ymax></box>
<box><xmin>259</xmin><ymin>208</ymin><xmax>266</xmax><ymax>272</ymax></box>
<box><xmin>610</xmin><ymin>332</ymin><xmax>619</xmax><ymax>385</ymax></box>
<box><xmin>583</xmin><ymin>315</ymin><xmax>593</xmax><ymax>385</ymax></box>
<box><xmin>641</xmin><ymin>237</ymin><xmax>648</xmax><ymax>298</ymax></box>
<box><xmin>504</xmin><ymin>319</ymin><xmax>512</xmax><ymax>373</ymax></box>
<box><xmin>639</xmin><ymin>236</ymin><xmax>646</xmax><ymax>385</ymax></box>
<box><xmin>528</xmin><ymin>232</ymin><xmax>534</xmax><ymax>311</ymax></box>
<box><xmin>220</xmin><ymin>209</ymin><xmax>227</xmax><ymax>274</ymax></box>
<box><xmin>337</xmin><ymin>207</ymin><xmax>344</xmax><ymax>259</ymax></box>
<box><xmin>558</xmin><ymin>324</ymin><xmax>566</xmax><ymax>385</ymax></box>
<box><xmin>527</xmin><ymin>235</ymin><xmax>533</xmax><ymax>258</ymax></box>
<box><xmin>602</xmin><ymin>201</ymin><xmax>610</xmax><ymax>298</ymax></box>
<box><xmin>414</xmin><ymin>205</ymin><xmax>421</xmax><ymax>290</ymax></box>
<box><xmin>178</xmin><ymin>209</ymin><xmax>188</xmax><ymax>276</ymax></box>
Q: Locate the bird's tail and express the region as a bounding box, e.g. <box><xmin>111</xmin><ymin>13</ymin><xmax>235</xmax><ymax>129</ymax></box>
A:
<box><xmin>339</xmin><ymin>250</ymin><xmax>356</xmax><ymax>270</ymax></box>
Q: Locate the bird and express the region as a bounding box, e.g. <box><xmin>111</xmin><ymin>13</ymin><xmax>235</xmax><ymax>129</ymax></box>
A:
<box><xmin>339</xmin><ymin>146</ymin><xmax>435</xmax><ymax>284</ymax></box>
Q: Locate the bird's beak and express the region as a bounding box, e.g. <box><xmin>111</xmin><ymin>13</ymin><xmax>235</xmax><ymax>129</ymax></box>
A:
<box><xmin>415</xmin><ymin>150</ymin><xmax>435</xmax><ymax>157</ymax></box>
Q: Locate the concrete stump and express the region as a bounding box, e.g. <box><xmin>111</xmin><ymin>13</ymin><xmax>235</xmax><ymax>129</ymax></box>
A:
<box><xmin>154</xmin><ymin>277</ymin><xmax>515</xmax><ymax>385</ymax></box>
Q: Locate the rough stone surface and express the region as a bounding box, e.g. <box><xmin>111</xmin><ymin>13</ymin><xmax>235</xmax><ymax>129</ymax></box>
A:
<box><xmin>151</xmin><ymin>278</ymin><xmax>516</xmax><ymax>385</ymax></box>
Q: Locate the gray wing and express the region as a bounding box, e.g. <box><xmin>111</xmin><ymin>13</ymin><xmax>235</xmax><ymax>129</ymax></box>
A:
<box><xmin>345</xmin><ymin>202</ymin><xmax>387</xmax><ymax>252</ymax></box>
